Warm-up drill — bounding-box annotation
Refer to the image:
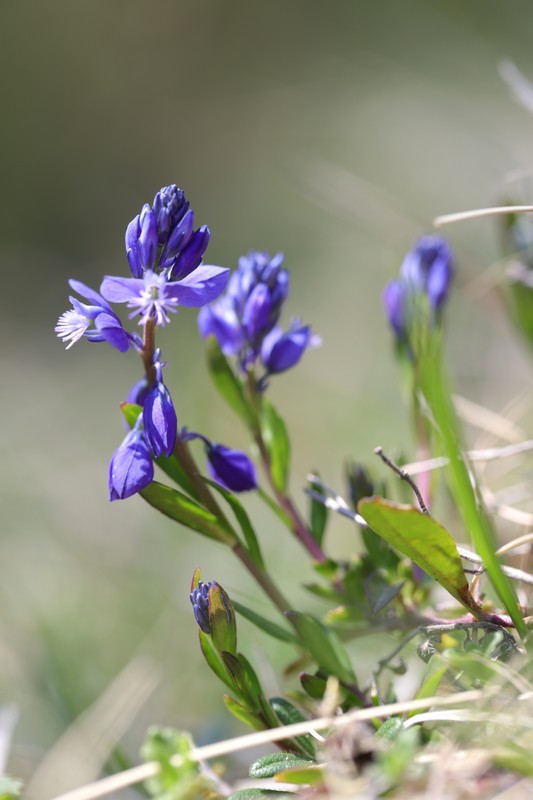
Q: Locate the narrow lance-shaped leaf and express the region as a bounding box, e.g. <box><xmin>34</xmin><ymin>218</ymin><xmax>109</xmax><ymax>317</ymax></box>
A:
<box><xmin>286</xmin><ymin>611</ymin><xmax>358</xmax><ymax>686</ymax></box>
<box><xmin>416</xmin><ymin>335</ymin><xmax>527</xmax><ymax>637</ymax></box>
<box><xmin>206</xmin><ymin>337</ymin><xmax>254</xmax><ymax>425</ymax></box>
<box><xmin>233</xmin><ymin>601</ymin><xmax>298</xmax><ymax>644</ymax></box>
<box><xmin>260</xmin><ymin>397</ymin><xmax>290</xmax><ymax>493</ymax></box>
<box><xmin>357</xmin><ymin>498</ymin><xmax>472</xmax><ymax>609</ymax></box>
<box><xmin>140</xmin><ymin>481</ymin><xmax>238</xmax><ymax>546</ymax></box>
<box><xmin>205</xmin><ymin>479</ymin><xmax>265</xmax><ymax>568</ymax></box>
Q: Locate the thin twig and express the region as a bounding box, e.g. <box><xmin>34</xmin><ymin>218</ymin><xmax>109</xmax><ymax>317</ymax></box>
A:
<box><xmin>457</xmin><ymin>546</ymin><xmax>533</xmax><ymax>587</ymax></box>
<box><xmin>374</xmin><ymin>446</ymin><xmax>429</xmax><ymax>515</ymax></box>
<box><xmin>51</xmin><ymin>690</ymin><xmax>484</xmax><ymax>800</ymax></box>
<box><xmin>434</xmin><ymin>205</ymin><xmax>533</xmax><ymax>228</ymax></box>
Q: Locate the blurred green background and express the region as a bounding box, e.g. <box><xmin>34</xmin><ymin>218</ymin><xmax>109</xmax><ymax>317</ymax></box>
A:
<box><xmin>4</xmin><ymin>0</ymin><xmax>533</xmax><ymax>794</ymax></box>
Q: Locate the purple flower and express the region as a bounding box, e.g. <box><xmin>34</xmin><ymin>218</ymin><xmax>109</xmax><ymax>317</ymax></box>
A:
<box><xmin>142</xmin><ymin>379</ymin><xmax>177</xmax><ymax>458</ymax></box>
<box><xmin>206</xmin><ymin>444</ymin><xmax>257</xmax><ymax>492</ymax></box>
<box><xmin>108</xmin><ymin>424</ymin><xmax>154</xmax><ymax>501</ymax></box>
<box><xmin>182</xmin><ymin>430</ymin><xmax>258</xmax><ymax>492</ymax></box>
<box><xmin>125</xmin><ymin>185</ymin><xmax>210</xmax><ymax>278</ymax></box>
<box><xmin>383</xmin><ymin>236</ymin><xmax>454</xmax><ymax>342</ymax></box>
<box><xmin>260</xmin><ymin>321</ymin><xmax>321</xmax><ymax>375</ymax></box>
<box><xmin>55</xmin><ymin>280</ymin><xmax>130</xmax><ymax>352</ymax></box>
<box><xmin>198</xmin><ymin>250</ymin><xmax>318</xmax><ymax>376</ymax></box>
<box><xmin>190</xmin><ymin>580</ymin><xmax>216</xmax><ymax>634</ymax></box>
<box><xmin>100</xmin><ymin>266</ymin><xmax>230</xmax><ymax>327</ymax></box>
<box><xmin>400</xmin><ymin>236</ymin><xmax>453</xmax><ymax>311</ymax></box>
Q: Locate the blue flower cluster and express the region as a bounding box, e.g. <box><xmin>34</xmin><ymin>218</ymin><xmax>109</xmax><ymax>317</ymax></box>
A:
<box><xmin>198</xmin><ymin>250</ymin><xmax>320</xmax><ymax>381</ymax></box>
<box><xmin>383</xmin><ymin>236</ymin><xmax>454</xmax><ymax>343</ymax></box>
<box><xmin>56</xmin><ymin>185</ymin><xmax>260</xmax><ymax>501</ymax></box>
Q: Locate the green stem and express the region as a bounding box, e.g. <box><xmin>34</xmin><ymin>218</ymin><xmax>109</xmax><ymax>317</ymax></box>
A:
<box><xmin>245</xmin><ymin>374</ymin><xmax>327</xmax><ymax>563</ymax></box>
<box><xmin>138</xmin><ymin>321</ymin><xmax>291</xmax><ymax>618</ymax></box>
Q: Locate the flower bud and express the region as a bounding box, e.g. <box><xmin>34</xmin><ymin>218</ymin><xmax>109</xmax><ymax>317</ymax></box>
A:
<box><xmin>142</xmin><ymin>381</ymin><xmax>177</xmax><ymax>458</ymax></box>
<box><xmin>190</xmin><ymin>577</ymin><xmax>237</xmax><ymax>654</ymax></box>
<box><xmin>206</xmin><ymin>444</ymin><xmax>257</xmax><ymax>492</ymax></box>
<box><xmin>260</xmin><ymin>321</ymin><xmax>320</xmax><ymax>375</ymax></box>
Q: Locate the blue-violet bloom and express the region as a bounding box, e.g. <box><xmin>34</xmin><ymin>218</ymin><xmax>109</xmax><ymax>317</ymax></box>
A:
<box><xmin>100</xmin><ymin>265</ymin><xmax>230</xmax><ymax>327</ymax></box>
<box><xmin>261</xmin><ymin>320</ymin><xmax>321</xmax><ymax>375</ymax></box>
<box><xmin>183</xmin><ymin>430</ymin><xmax>258</xmax><ymax>492</ymax></box>
<box><xmin>198</xmin><ymin>250</ymin><xmax>290</xmax><ymax>368</ymax></box>
<box><xmin>125</xmin><ymin>185</ymin><xmax>211</xmax><ymax>278</ymax></box>
<box><xmin>55</xmin><ymin>280</ymin><xmax>130</xmax><ymax>352</ymax></box>
<box><xmin>108</xmin><ymin>423</ymin><xmax>154</xmax><ymax>501</ymax></box>
<box><xmin>383</xmin><ymin>235</ymin><xmax>454</xmax><ymax>341</ymax></box>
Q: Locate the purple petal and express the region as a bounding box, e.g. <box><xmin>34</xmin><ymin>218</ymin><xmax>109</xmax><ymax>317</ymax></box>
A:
<box><xmin>109</xmin><ymin>429</ymin><xmax>154</xmax><ymax>501</ymax></box>
<box><xmin>242</xmin><ymin>284</ymin><xmax>272</xmax><ymax>343</ymax></box>
<box><xmin>94</xmin><ymin>312</ymin><xmax>130</xmax><ymax>352</ymax></box>
<box><xmin>69</xmin><ymin>280</ymin><xmax>112</xmax><ymax>311</ymax></box>
<box><xmin>170</xmin><ymin>225</ymin><xmax>211</xmax><ymax>281</ymax></box>
<box><xmin>197</xmin><ymin>301</ymin><xmax>243</xmax><ymax>356</ymax></box>
<box><xmin>167</xmin><ymin>266</ymin><xmax>230</xmax><ymax>307</ymax></box>
<box><xmin>100</xmin><ymin>275</ymin><xmax>146</xmax><ymax>304</ymax></box>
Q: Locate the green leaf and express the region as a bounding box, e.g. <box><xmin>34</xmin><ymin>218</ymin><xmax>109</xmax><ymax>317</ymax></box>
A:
<box><xmin>0</xmin><ymin>776</ymin><xmax>22</xmax><ymax>800</ymax></box>
<box><xmin>270</xmin><ymin>697</ymin><xmax>316</xmax><ymax>759</ymax></box>
<box><xmin>357</xmin><ymin>498</ymin><xmax>471</xmax><ymax>608</ymax></box>
<box><xmin>206</xmin><ymin>337</ymin><xmax>253</xmax><ymax>424</ymax></box>
<box><xmin>221</xmin><ymin>652</ymin><xmax>276</xmax><ymax>724</ymax></box>
<box><xmin>224</xmin><ymin>695</ymin><xmax>264</xmax><ymax>731</ymax></box>
<box><xmin>207</xmin><ymin>583</ymin><xmax>237</xmax><ymax>656</ymax></box>
<box><xmin>141</xmin><ymin>727</ymin><xmax>198</xmax><ymax>798</ymax></box>
<box><xmin>260</xmin><ymin>397</ymin><xmax>290</xmax><ymax>492</ymax></box>
<box><xmin>250</xmin><ymin>752</ymin><xmax>314</xmax><ymax>779</ymax></box>
<box><xmin>140</xmin><ymin>481</ymin><xmax>237</xmax><ymax>546</ymax></box>
<box><xmin>308</xmin><ymin>474</ymin><xmax>328</xmax><ymax>546</ymax></box>
<box><xmin>199</xmin><ymin>630</ymin><xmax>236</xmax><ymax>693</ymax></box>
<box><xmin>286</xmin><ymin>611</ymin><xmax>357</xmax><ymax>686</ymax></box>
<box><xmin>275</xmin><ymin>766</ymin><xmax>324</xmax><ymax>785</ymax></box>
<box><xmin>233</xmin><ymin>601</ymin><xmax>298</xmax><ymax>644</ymax></box>
<box><xmin>417</xmin><ymin>338</ymin><xmax>527</xmax><ymax>637</ymax></box>
<box><xmin>300</xmin><ymin>672</ymin><xmax>327</xmax><ymax>700</ymax></box>
<box><xmin>205</xmin><ymin>480</ymin><xmax>264</xmax><ymax>568</ymax></box>
<box><xmin>375</xmin><ymin>717</ymin><xmax>403</xmax><ymax>741</ymax></box>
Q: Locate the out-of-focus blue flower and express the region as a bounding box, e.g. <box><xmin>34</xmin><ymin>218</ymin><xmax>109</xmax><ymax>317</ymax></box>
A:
<box><xmin>182</xmin><ymin>430</ymin><xmax>258</xmax><ymax>492</ymax></box>
<box><xmin>55</xmin><ymin>280</ymin><xmax>130</xmax><ymax>352</ymax></box>
<box><xmin>142</xmin><ymin>360</ymin><xmax>177</xmax><ymax>458</ymax></box>
<box><xmin>125</xmin><ymin>185</ymin><xmax>210</xmax><ymax>278</ymax></box>
<box><xmin>383</xmin><ymin>236</ymin><xmax>454</xmax><ymax>342</ymax></box>
<box><xmin>190</xmin><ymin>580</ymin><xmax>215</xmax><ymax>634</ymax></box>
<box><xmin>100</xmin><ymin>266</ymin><xmax>230</xmax><ymax>327</ymax></box>
<box><xmin>260</xmin><ymin>320</ymin><xmax>321</xmax><ymax>375</ymax></box>
<box><xmin>198</xmin><ymin>250</ymin><xmax>318</xmax><ymax>378</ymax></box>
<box><xmin>108</xmin><ymin>423</ymin><xmax>154</xmax><ymax>501</ymax></box>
